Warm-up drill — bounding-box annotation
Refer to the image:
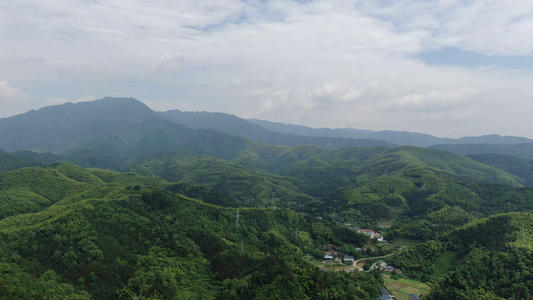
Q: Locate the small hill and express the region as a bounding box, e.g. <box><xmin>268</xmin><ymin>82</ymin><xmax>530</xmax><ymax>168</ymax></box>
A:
<box><xmin>467</xmin><ymin>153</ymin><xmax>533</xmax><ymax>185</ymax></box>
<box><xmin>0</xmin><ymin>163</ymin><xmax>166</xmax><ymax>220</ymax></box>
<box><xmin>0</xmin><ymin>149</ymin><xmax>46</xmax><ymax>173</ymax></box>
<box><xmin>427</xmin><ymin>212</ymin><xmax>533</xmax><ymax>299</ymax></box>
<box><xmin>389</xmin><ymin>212</ymin><xmax>533</xmax><ymax>299</ymax></box>
<box><xmin>441</xmin><ymin>212</ymin><xmax>533</xmax><ymax>250</ymax></box>
<box><xmin>281</xmin><ymin>146</ymin><xmax>524</xmax><ymax>189</ymax></box>
<box><xmin>128</xmin><ymin>143</ymin><xmax>526</xmax><ymax>228</ymax></box>
<box><xmin>129</xmin><ymin>151</ymin><xmax>315</xmax><ymax>209</ymax></box>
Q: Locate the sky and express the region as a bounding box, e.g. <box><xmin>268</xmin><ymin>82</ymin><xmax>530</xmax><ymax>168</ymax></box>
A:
<box><xmin>1</xmin><ymin>0</ymin><xmax>533</xmax><ymax>138</ymax></box>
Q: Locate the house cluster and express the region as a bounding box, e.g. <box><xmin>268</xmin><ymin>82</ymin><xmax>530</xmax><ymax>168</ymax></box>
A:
<box><xmin>321</xmin><ymin>244</ymin><xmax>355</xmax><ymax>264</ymax></box>
<box><xmin>355</xmin><ymin>247</ymin><xmax>373</xmax><ymax>253</ymax></box>
<box><xmin>377</xmin><ymin>260</ymin><xmax>402</xmax><ymax>273</ymax></box>
<box><xmin>354</xmin><ymin>227</ymin><xmax>387</xmax><ymax>243</ymax></box>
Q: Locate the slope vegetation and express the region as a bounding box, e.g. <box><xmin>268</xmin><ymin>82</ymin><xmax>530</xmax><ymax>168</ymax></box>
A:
<box><xmin>0</xmin><ymin>164</ymin><xmax>380</xmax><ymax>299</ymax></box>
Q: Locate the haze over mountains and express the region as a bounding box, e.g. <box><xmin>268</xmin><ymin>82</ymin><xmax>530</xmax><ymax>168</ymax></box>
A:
<box><xmin>2</xmin><ymin>97</ymin><xmax>533</xmax><ymax>299</ymax></box>
<box><xmin>1</xmin><ymin>97</ymin><xmax>532</xmax><ymax>177</ymax></box>
<box><xmin>2</xmin><ymin>96</ymin><xmax>531</xmax><ymax>152</ymax></box>
<box><xmin>158</xmin><ymin>104</ymin><xmax>533</xmax><ymax>149</ymax></box>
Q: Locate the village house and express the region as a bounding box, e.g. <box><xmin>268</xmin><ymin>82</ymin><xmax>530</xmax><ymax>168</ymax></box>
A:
<box><xmin>358</xmin><ymin>229</ymin><xmax>387</xmax><ymax>242</ymax></box>
<box><xmin>384</xmin><ymin>266</ymin><xmax>395</xmax><ymax>272</ymax></box>
<box><xmin>377</xmin><ymin>260</ymin><xmax>387</xmax><ymax>268</ymax></box>
<box><xmin>377</xmin><ymin>288</ymin><xmax>396</xmax><ymax>300</ymax></box>
<box><xmin>343</xmin><ymin>255</ymin><xmax>355</xmax><ymax>264</ymax></box>
<box><xmin>408</xmin><ymin>294</ymin><xmax>421</xmax><ymax>300</ymax></box>
<box><xmin>377</xmin><ymin>260</ymin><xmax>402</xmax><ymax>273</ymax></box>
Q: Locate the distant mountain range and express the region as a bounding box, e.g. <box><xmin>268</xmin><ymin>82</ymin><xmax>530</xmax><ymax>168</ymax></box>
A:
<box><xmin>249</xmin><ymin>118</ymin><xmax>533</xmax><ymax>147</ymax></box>
<box><xmin>158</xmin><ymin>110</ymin><xmax>395</xmax><ymax>149</ymax></box>
<box><xmin>158</xmin><ymin>107</ymin><xmax>533</xmax><ymax>149</ymax></box>
<box><xmin>2</xmin><ymin>96</ymin><xmax>533</xmax><ymax>166</ymax></box>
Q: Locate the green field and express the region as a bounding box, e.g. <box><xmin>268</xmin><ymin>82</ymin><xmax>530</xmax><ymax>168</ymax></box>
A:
<box><xmin>391</xmin><ymin>238</ymin><xmax>424</xmax><ymax>249</ymax></box>
<box><xmin>384</xmin><ymin>276</ymin><xmax>431</xmax><ymax>300</ymax></box>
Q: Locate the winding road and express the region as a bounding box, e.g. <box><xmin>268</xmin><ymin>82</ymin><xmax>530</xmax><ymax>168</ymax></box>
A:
<box><xmin>353</xmin><ymin>253</ymin><xmax>395</xmax><ymax>272</ymax></box>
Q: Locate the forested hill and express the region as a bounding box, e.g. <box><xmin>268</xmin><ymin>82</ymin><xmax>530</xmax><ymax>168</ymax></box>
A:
<box><xmin>467</xmin><ymin>153</ymin><xmax>533</xmax><ymax>185</ymax></box>
<box><xmin>0</xmin><ymin>149</ymin><xmax>45</xmax><ymax>173</ymax></box>
<box><xmin>385</xmin><ymin>212</ymin><xmax>533</xmax><ymax>299</ymax></box>
<box><xmin>125</xmin><ymin>145</ymin><xmax>533</xmax><ymax>240</ymax></box>
<box><xmin>2</xmin><ymin>162</ymin><xmax>533</xmax><ymax>298</ymax></box>
<box><xmin>0</xmin><ymin>164</ymin><xmax>380</xmax><ymax>299</ymax></box>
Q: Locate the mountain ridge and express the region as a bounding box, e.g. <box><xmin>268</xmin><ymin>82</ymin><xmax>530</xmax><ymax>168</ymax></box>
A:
<box><xmin>248</xmin><ymin>118</ymin><xmax>533</xmax><ymax>147</ymax></box>
<box><xmin>3</xmin><ymin>96</ymin><xmax>532</xmax><ymax>155</ymax></box>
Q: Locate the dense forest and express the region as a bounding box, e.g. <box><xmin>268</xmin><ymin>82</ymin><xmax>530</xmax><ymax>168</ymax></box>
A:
<box><xmin>0</xmin><ymin>164</ymin><xmax>380</xmax><ymax>299</ymax></box>
<box><xmin>2</xmin><ymin>97</ymin><xmax>533</xmax><ymax>299</ymax></box>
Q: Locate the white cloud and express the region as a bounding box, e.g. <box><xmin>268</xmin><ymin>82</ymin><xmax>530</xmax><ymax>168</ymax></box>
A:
<box><xmin>313</xmin><ymin>82</ymin><xmax>363</xmax><ymax>104</ymax></box>
<box><xmin>0</xmin><ymin>81</ymin><xmax>33</xmax><ymax>118</ymax></box>
<box><xmin>394</xmin><ymin>87</ymin><xmax>478</xmax><ymax>111</ymax></box>
<box><xmin>360</xmin><ymin>0</ymin><xmax>533</xmax><ymax>55</ymax></box>
<box><xmin>1</xmin><ymin>0</ymin><xmax>533</xmax><ymax>137</ymax></box>
<box><xmin>44</xmin><ymin>95</ymin><xmax>96</xmax><ymax>106</ymax></box>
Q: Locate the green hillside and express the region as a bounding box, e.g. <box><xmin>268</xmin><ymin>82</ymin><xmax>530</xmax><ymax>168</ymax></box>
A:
<box><xmin>0</xmin><ymin>165</ymin><xmax>381</xmax><ymax>299</ymax></box>
<box><xmin>387</xmin><ymin>212</ymin><xmax>533</xmax><ymax>299</ymax></box>
<box><xmin>130</xmin><ymin>152</ymin><xmax>314</xmax><ymax>209</ymax></box>
<box><xmin>124</xmin><ymin>144</ymin><xmax>528</xmax><ymax>231</ymax></box>
<box><xmin>0</xmin><ymin>149</ymin><xmax>46</xmax><ymax>173</ymax></box>
<box><xmin>468</xmin><ymin>153</ymin><xmax>533</xmax><ymax>185</ymax></box>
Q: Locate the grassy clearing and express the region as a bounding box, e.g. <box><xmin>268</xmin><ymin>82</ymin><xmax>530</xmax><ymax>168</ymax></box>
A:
<box><xmin>431</xmin><ymin>251</ymin><xmax>457</xmax><ymax>280</ymax></box>
<box><xmin>391</xmin><ymin>238</ymin><xmax>424</xmax><ymax>249</ymax></box>
<box><xmin>378</xmin><ymin>220</ymin><xmax>393</xmax><ymax>228</ymax></box>
<box><xmin>384</xmin><ymin>276</ymin><xmax>431</xmax><ymax>300</ymax></box>
<box><xmin>312</xmin><ymin>259</ymin><xmax>354</xmax><ymax>272</ymax></box>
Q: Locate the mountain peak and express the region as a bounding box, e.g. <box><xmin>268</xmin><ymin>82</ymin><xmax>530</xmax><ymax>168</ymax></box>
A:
<box><xmin>0</xmin><ymin>97</ymin><xmax>161</xmax><ymax>152</ymax></box>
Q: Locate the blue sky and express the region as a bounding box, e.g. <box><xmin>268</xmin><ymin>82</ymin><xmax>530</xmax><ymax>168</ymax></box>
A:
<box><xmin>417</xmin><ymin>47</ymin><xmax>533</xmax><ymax>71</ymax></box>
<box><xmin>1</xmin><ymin>0</ymin><xmax>533</xmax><ymax>138</ymax></box>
